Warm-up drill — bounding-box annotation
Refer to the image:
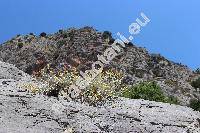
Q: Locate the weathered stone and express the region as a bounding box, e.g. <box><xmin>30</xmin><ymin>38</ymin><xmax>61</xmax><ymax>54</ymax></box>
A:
<box><xmin>0</xmin><ymin>61</ymin><xmax>200</xmax><ymax>132</ymax></box>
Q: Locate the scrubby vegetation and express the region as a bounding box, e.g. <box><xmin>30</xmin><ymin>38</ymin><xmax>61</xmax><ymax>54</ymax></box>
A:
<box><xmin>102</xmin><ymin>31</ymin><xmax>114</xmax><ymax>44</ymax></box>
<box><xmin>121</xmin><ymin>82</ymin><xmax>179</xmax><ymax>104</ymax></box>
<box><xmin>23</xmin><ymin>63</ymin><xmax>180</xmax><ymax>105</ymax></box>
<box><xmin>189</xmin><ymin>99</ymin><xmax>200</xmax><ymax>111</ymax></box>
<box><xmin>191</xmin><ymin>77</ymin><xmax>200</xmax><ymax>89</ymax></box>
<box><xmin>83</xmin><ymin>69</ymin><xmax>124</xmax><ymax>105</ymax></box>
<box><xmin>17</xmin><ymin>42</ymin><xmax>23</xmax><ymax>49</ymax></box>
<box><xmin>102</xmin><ymin>31</ymin><xmax>112</xmax><ymax>40</ymax></box>
<box><xmin>23</xmin><ymin>64</ymin><xmax>125</xmax><ymax>105</ymax></box>
<box><xmin>40</xmin><ymin>32</ymin><xmax>47</xmax><ymax>37</ymax></box>
<box><xmin>195</xmin><ymin>68</ymin><xmax>200</xmax><ymax>74</ymax></box>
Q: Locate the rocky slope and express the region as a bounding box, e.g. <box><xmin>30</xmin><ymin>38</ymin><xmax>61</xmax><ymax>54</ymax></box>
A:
<box><xmin>0</xmin><ymin>27</ymin><xmax>199</xmax><ymax>106</ymax></box>
<box><xmin>0</xmin><ymin>61</ymin><xmax>200</xmax><ymax>133</ymax></box>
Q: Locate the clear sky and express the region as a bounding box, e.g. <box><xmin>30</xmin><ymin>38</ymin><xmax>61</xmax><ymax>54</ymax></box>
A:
<box><xmin>0</xmin><ymin>0</ymin><xmax>199</xmax><ymax>69</ymax></box>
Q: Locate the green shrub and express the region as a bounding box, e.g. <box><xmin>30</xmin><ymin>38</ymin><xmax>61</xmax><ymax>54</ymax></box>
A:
<box><xmin>29</xmin><ymin>33</ymin><xmax>34</xmax><ymax>36</ymax></box>
<box><xmin>189</xmin><ymin>99</ymin><xmax>200</xmax><ymax>111</ymax></box>
<box><xmin>121</xmin><ymin>82</ymin><xmax>178</xmax><ymax>104</ymax></box>
<box><xmin>166</xmin><ymin>96</ymin><xmax>179</xmax><ymax>104</ymax></box>
<box><xmin>195</xmin><ymin>68</ymin><xmax>200</xmax><ymax>74</ymax></box>
<box><xmin>40</xmin><ymin>32</ymin><xmax>47</xmax><ymax>37</ymax></box>
<box><xmin>191</xmin><ymin>77</ymin><xmax>200</xmax><ymax>89</ymax></box>
<box><xmin>56</xmin><ymin>40</ymin><xmax>66</xmax><ymax>48</ymax></box>
<box><xmin>102</xmin><ymin>31</ymin><xmax>112</xmax><ymax>39</ymax></box>
<box><xmin>17</xmin><ymin>42</ymin><xmax>24</xmax><ymax>49</ymax></box>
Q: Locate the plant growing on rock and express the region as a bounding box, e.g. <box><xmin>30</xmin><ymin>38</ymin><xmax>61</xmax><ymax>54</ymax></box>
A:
<box><xmin>17</xmin><ymin>42</ymin><xmax>24</xmax><ymax>49</ymax></box>
<box><xmin>102</xmin><ymin>31</ymin><xmax>112</xmax><ymax>39</ymax></box>
<box><xmin>40</xmin><ymin>32</ymin><xmax>47</xmax><ymax>37</ymax></box>
<box><xmin>191</xmin><ymin>77</ymin><xmax>200</xmax><ymax>89</ymax></box>
<box><xmin>83</xmin><ymin>69</ymin><xmax>125</xmax><ymax>105</ymax></box>
<box><xmin>189</xmin><ymin>99</ymin><xmax>200</xmax><ymax>111</ymax></box>
<box><xmin>38</xmin><ymin>65</ymin><xmax>79</xmax><ymax>97</ymax></box>
<box><xmin>26</xmin><ymin>64</ymin><xmax>126</xmax><ymax>105</ymax></box>
<box><xmin>121</xmin><ymin>81</ymin><xmax>179</xmax><ymax>104</ymax></box>
<box><xmin>102</xmin><ymin>31</ymin><xmax>113</xmax><ymax>43</ymax></box>
<box><xmin>195</xmin><ymin>68</ymin><xmax>200</xmax><ymax>74</ymax></box>
<box><xmin>21</xmin><ymin>83</ymin><xmax>40</xmax><ymax>94</ymax></box>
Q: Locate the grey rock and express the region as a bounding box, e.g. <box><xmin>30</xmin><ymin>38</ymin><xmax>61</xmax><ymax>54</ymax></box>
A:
<box><xmin>0</xmin><ymin>61</ymin><xmax>199</xmax><ymax>133</ymax></box>
<box><xmin>0</xmin><ymin>61</ymin><xmax>33</xmax><ymax>82</ymax></box>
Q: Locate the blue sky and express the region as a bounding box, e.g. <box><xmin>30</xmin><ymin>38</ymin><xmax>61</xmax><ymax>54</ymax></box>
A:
<box><xmin>0</xmin><ymin>0</ymin><xmax>199</xmax><ymax>69</ymax></box>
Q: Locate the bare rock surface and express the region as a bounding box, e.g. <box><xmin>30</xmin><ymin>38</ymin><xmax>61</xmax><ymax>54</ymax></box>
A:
<box><xmin>0</xmin><ymin>61</ymin><xmax>200</xmax><ymax>133</ymax></box>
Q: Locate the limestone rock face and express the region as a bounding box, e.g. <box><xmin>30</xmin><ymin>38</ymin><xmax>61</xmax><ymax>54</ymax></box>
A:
<box><xmin>0</xmin><ymin>61</ymin><xmax>199</xmax><ymax>133</ymax></box>
<box><xmin>0</xmin><ymin>61</ymin><xmax>31</xmax><ymax>81</ymax></box>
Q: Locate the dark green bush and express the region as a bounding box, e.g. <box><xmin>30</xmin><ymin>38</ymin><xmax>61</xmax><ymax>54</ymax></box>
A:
<box><xmin>17</xmin><ymin>42</ymin><xmax>23</xmax><ymax>49</ymax></box>
<box><xmin>59</xmin><ymin>29</ymin><xmax>64</xmax><ymax>34</ymax></box>
<box><xmin>102</xmin><ymin>31</ymin><xmax>112</xmax><ymax>39</ymax></box>
<box><xmin>121</xmin><ymin>82</ymin><xmax>178</xmax><ymax>104</ymax></box>
<box><xmin>195</xmin><ymin>68</ymin><xmax>200</xmax><ymax>74</ymax></box>
<box><xmin>191</xmin><ymin>77</ymin><xmax>200</xmax><ymax>89</ymax></box>
<box><xmin>40</xmin><ymin>32</ymin><xmax>47</xmax><ymax>37</ymax></box>
<box><xmin>16</xmin><ymin>34</ymin><xmax>21</xmax><ymax>37</ymax></box>
<box><xmin>56</xmin><ymin>40</ymin><xmax>66</xmax><ymax>48</ymax></box>
<box><xmin>29</xmin><ymin>33</ymin><xmax>34</xmax><ymax>36</ymax></box>
<box><xmin>189</xmin><ymin>99</ymin><xmax>200</xmax><ymax>111</ymax></box>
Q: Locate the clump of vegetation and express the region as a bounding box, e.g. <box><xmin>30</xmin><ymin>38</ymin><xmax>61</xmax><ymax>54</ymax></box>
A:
<box><xmin>23</xmin><ymin>64</ymin><xmax>180</xmax><ymax>105</ymax></box>
<box><xmin>56</xmin><ymin>40</ymin><xmax>66</xmax><ymax>48</ymax></box>
<box><xmin>40</xmin><ymin>32</ymin><xmax>47</xmax><ymax>37</ymax></box>
<box><xmin>189</xmin><ymin>99</ymin><xmax>200</xmax><ymax>111</ymax></box>
<box><xmin>121</xmin><ymin>82</ymin><xmax>179</xmax><ymax>104</ymax></box>
<box><xmin>102</xmin><ymin>31</ymin><xmax>114</xmax><ymax>44</ymax></box>
<box><xmin>29</xmin><ymin>33</ymin><xmax>35</xmax><ymax>36</ymax></box>
<box><xmin>38</xmin><ymin>65</ymin><xmax>79</xmax><ymax>97</ymax></box>
<box><xmin>16</xmin><ymin>34</ymin><xmax>21</xmax><ymax>37</ymax></box>
<box><xmin>191</xmin><ymin>77</ymin><xmax>200</xmax><ymax>89</ymax></box>
<box><xmin>23</xmin><ymin>63</ymin><xmax>125</xmax><ymax>105</ymax></box>
<box><xmin>102</xmin><ymin>31</ymin><xmax>112</xmax><ymax>39</ymax></box>
<box><xmin>58</xmin><ymin>29</ymin><xmax>64</xmax><ymax>34</ymax></box>
<box><xmin>83</xmin><ymin>69</ymin><xmax>125</xmax><ymax>105</ymax></box>
<box><xmin>17</xmin><ymin>42</ymin><xmax>24</xmax><ymax>49</ymax></box>
<box><xmin>22</xmin><ymin>83</ymin><xmax>40</xmax><ymax>94</ymax></box>
<box><xmin>165</xmin><ymin>79</ymin><xmax>178</xmax><ymax>87</ymax></box>
<box><xmin>195</xmin><ymin>68</ymin><xmax>200</xmax><ymax>74</ymax></box>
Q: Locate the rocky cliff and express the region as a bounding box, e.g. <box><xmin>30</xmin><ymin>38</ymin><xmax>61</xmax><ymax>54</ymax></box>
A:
<box><xmin>0</xmin><ymin>27</ymin><xmax>199</xmax><ymax>106</ymax></box>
